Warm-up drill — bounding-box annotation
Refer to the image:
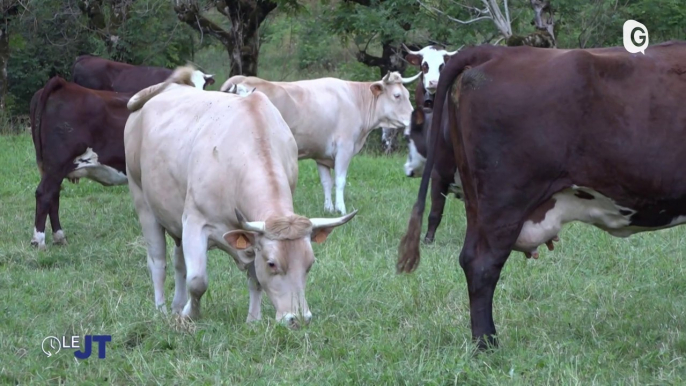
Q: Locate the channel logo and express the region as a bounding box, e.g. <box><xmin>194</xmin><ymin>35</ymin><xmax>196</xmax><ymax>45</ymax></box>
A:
<box><xmin>623</xmin><ymin>20</ymin><xmax>649</xmax><ymax>54</ymax></box>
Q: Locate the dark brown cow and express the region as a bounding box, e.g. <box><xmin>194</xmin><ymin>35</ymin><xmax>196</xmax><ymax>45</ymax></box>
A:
<box><xmin>72</xmin><ymin>55</ymin><xmax>215</xmax><ymax>92</ymax></box>
<box><xmin>29</xmin><ymin>77</ymin><xmax>133</xmax><ymax>249</ymax></box>
<box><xmin>406</xmin><ymin>94</ymin><xmax>560</xmax><ymax>250</ymax></box>
<box><xmin>398</xmin><ymin>41</ymin><xmax>686</xmax><ymax>349</ymax></box>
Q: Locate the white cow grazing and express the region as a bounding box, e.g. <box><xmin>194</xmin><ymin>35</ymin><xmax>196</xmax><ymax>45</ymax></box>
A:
<box><xmin>124</xmin><ymin>66</ymin><xmax>357</xmax><ymax>326</ymax></box>
<box><xmin>219</xmin><ymin>71</ymin><xmax>417</xmax><ymax>214</ymax></box>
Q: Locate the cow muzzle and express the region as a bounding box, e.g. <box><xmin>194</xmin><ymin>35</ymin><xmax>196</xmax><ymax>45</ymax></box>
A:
<box><xmin>279</xmin><ymin>311</ymin><xmax>313</xmax><ymax>329</ymax></box>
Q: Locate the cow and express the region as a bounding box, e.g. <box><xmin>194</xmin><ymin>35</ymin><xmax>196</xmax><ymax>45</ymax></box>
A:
<box><xmin>401</xmin><ymin>44</ymin><xmax>460</xmax><ymax>184</ymax></box>
<box><xmin>124</xmin><ymin>66</ymin><xmax>358</xmax><ymax>326</ymax></box>
<box><xmin>72</xmin><ymin>55</ymin><xmax>215</xmax><ymax>92</ymax></box>
<box><xmin>405</xmin><ymin>92</ymin><xmax>560</xmax><ymax>251</ymax></box>
<box><xmin>219</xmin><ymin>71</ymin><xmax>418</xmax><ymax>214</ymax></box>
<box><xmin>398</xmin><ymin>41</ymin><xmax>686</xmax><ymax>349</ymax></box>
<box><xmin>29</xmin><ymin>77</ymin><xmax>134</xmax><ymax>250</ymax></box>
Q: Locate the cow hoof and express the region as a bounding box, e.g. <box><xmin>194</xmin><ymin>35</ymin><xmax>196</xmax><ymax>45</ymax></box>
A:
<box><xmin>53</xmin><ymin>230</ymin><xmax>68</xmax><ymax>246</ymax></box>
<box><xmin>30</xmin><ymin>240</ymin><xmax>47</xmax><ymax>251</ymax></box>
<box><xmin>171</xmin><ymin>300</ymin><xmax>186</xmax><ymax>314</ymax></box>
<box><xmin>324</xmin><ymin>203</ymin><xmax>335</xmax><ymax>213</ymax></box>
<box><xmin>423</xmin><ymin>236</ymin><xmax>435</xmax><ymax>244</ymax></box>
<box><xmin>181</xmin><ymin>304</ymin><xmax>200</xmax><ymax>320</ymax></box>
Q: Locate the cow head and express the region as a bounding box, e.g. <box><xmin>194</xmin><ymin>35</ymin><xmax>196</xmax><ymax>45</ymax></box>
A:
<box><xmin>370</xmin><ymin>71</ymin><xmax>417</xmax><ymax>129</ymax></box>
<box><xmin>190</xmin><ymin>70</ymin><xmax>215</xmax><ymax>90</ymax></box>
<box><xmin>223</xmin><ymin>209</ymin><xmax>358</xmax><ymax>328</ymax></box>
<box><xmin>403</xmin><ymin>44</ymin><xmax>460</xmax><ymax>94</ymax></box>
<box><xmin>404</xmin><ymin>107</ymin><xmax>432</xmax><ymax>177</ymax></box>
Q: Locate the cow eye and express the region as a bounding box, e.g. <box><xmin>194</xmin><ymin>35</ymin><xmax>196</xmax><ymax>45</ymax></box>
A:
<box><xmin>394</xmin><ymin>93</ymin><xmax>401</xmax><ymax>99</ymax></box>
<box><xmin>439</xmin><ymin>64</ymin><xmax>444</xmax><ymax>72</ymax></box>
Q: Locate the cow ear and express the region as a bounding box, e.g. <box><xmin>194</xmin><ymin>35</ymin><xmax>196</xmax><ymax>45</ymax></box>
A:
<box><xmin>406</xmin><ymin>54</ymin><xmax>422</xmax><ymax>66</ymax></box>
<box><xmin>223</xmin><ymin>230</ymin><xmax>257</xmax><ymax>250</ymax></box>
<box><xmin>311</xmin><ymin>227</ymin><xmax>334</xmax><ymax>244</ymax></box>
<box><xmin>443</xmin><ymin>55</ymin><xmax>452</xmax><ymax>64</ymax></box>
<box><xmin>370</xmin><ymin>82</ymin><xmax>384</xmax><ymax>97</ymax></box>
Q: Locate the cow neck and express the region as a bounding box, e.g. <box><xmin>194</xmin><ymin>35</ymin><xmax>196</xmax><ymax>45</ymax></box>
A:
<box><xmin>239</xmin><ymin>198</ymin><xmax>295</xmax><ymax>224</ymax></box>
<box><xmin>353</xmin><ymin>81</ymin><xmax>382</xmax><ymax>136</ymax></box>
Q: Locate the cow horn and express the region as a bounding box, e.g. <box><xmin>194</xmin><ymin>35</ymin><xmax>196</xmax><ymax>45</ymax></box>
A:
<box><xmin>310</xmin><ymin>209</ymin><xmax>359</xmax><ymax>230</ymax></box>
<box><xmin>446</xmin><ymin>45</ymin><xmax>463</xmax><ymax>56</ymax></box>
<box><xmin>204</xmin><ymin>73</ymin><xmax>214</xmax><ymax>79</ymax></box>
<box><xmin>235</xmin><ymin>208</ymin><xmax>265</xmax><ymax>233</ymax></box>
<box><xmin>382</xmin><ymin>71</ymin><xmax>391</xmax><ymax>82</ymax></box>
<box><xmin>401</xmin><ymin>71</ymin><xmax>422</xmax><ymax>84</ymax></box>
<box><xmin>402</xmin><ymin>43</ymin><xmax>420</xmax><ymax>56</ymax></box>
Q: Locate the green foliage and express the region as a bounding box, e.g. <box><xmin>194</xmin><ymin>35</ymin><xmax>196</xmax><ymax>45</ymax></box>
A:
<box><xmin>4</xmin><ymin>0</ymin><xmax>686</xmax><ymax>118</ymax></box>
<box><xmin>6</xmin><ymin>0</ymin><xmax>197</xmax><ymax>116</ymax></box>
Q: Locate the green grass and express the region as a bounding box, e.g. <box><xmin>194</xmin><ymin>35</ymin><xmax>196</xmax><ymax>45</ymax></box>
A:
<box><xmin>2</xmin><ymin>133</ymin><xmax>686</xmax><ymax>384</ymax></box>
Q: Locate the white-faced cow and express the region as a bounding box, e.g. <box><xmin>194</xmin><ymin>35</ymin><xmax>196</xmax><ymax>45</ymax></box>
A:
<box><xmin>72</xmin><ymin>55</ymin><xmax>215</xmax><ymax>92</ymax></box>
<box><xmin>125</xmin><ymin>66</ymin><xmax>357</xmax><ymax>326</ymax></box>
<box><xmin>399</xmin><ymin>41</ymin><xmax>686</xmax><ymax>349</ymax></box>
<box><xmin>220</xmin><ymin>72</ymin><xmax>417</xmax><ymax>214</ymax></box>
<box><xmin>402</xmin><ymin>44</ymin><xmax>460</xmax><ymax>182</ymax></box>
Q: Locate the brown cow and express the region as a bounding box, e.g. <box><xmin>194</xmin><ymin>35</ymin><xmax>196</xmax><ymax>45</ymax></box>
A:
<box><xmin>398</xmin><ymin>41</ymin><xmax>686</xmax><ymax>349</ymax></box>
<box><xmin>72</xmin><ymin>55</ymin><xmax>215</xmax><ymax>92</ymax></box>
<box><xmin>29</xmin><ymin>77</ymin><xmax>133</xmax><ymax>249</ymax></box>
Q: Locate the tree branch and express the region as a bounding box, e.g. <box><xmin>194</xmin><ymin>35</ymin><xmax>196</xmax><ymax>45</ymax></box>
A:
<box><xmin>416</xmin><ymin>0</ymin><xmax>491</xmax><ymax>25</ymax></box>
<box><xmin>174</xmin><ymin>2</ymin><xmax>233</xmax><ymax>48</ymax></box>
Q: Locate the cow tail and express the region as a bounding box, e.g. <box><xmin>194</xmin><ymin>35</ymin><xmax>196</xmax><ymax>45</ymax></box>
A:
<box><xmin>397</xmin><ymin>46</ymin><xmax>494</xmax><ymax>274</ymax></box>
<box><xmin>127</xmin><ymin>65</ymin><xmax>196</xmax><ymax>112</ymax></box>
<box><xmin>32</xmin><ymin>77</ymin><xmax>65</xmax><ymax>177</ymax></box>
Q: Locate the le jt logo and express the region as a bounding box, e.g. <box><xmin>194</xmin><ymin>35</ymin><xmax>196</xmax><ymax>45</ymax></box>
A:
<box><xmin>42</xmin><ymin>335</ymin><xmax>112</xmax><ymax>359</ymax></box>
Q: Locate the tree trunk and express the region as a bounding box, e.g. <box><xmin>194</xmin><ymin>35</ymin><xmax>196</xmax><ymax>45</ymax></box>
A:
<box><xmin>0</xmin><ymin>3</ymin><xmax>18</xmax><ymax>111</ymax></box>
<box><xmin>175</xmin><ymin>0</ymin><xmax>276</xmax><ymax>77</ymax></box>
<box><xmin>0</xmin><ymin>25</ymin><xmax>9</xmax><ymax>111</ymax></box>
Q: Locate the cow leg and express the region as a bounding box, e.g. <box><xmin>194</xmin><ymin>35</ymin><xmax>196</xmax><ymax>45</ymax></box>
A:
<box><xmin>424</xmin><ymin>169</ymin><xmax>451</xmax><ymax>244</ymax></box>
<box><xmin>246</xmin><ymin>262</ymin><xmax>263</xmax><ymax>322</ymax></box>
<box><xmin>171</xmin><ymin>239</ymin><xmax>188</xmax><ymax>314</ymax></box>
<box><xmin>333</xmin><ymin>145</ymin><xmax>354</xmax><ymax>214</ymax></box>
<box><xmin>317</xmin><ymin>163</ymin><xmax>334</xmax><ymax>212</ymax></box>
<box><xmin>129</xmin><ymin>180</ymin><xmax>168</xmax><ymax>312</ymax></box>
<box><xmin>460</xmin><ymin>221</ymin><xmax>519</xmax><ymax>349</ymax></box>
<box><xmin>31</xmin><ymin>175</ymin><xmax>62</xmax><ymax>250</ymax></box>
<box><xmin>49</xmin><ymin>187</ymin><xmax>67</xmax><ymax>245</ymax></box>
<box><xmin>181</xmin><ymin>218</ymin><xmax>209</xmax><ymax>320</ymax></box>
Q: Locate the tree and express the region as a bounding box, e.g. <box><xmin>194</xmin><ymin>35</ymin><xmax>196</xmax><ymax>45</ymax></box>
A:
<box><xmin>325</xmin><ymin>0</ymin><xmax>428</xmax><ymax>153</ymax></box>
<box><xmin>173</xmin><ymin>0</ymin><xmax>298</xmax><ymax>77</ymax></box>
<box><xmin>416</xmin><ymin>0</ymin><xmax>557</xmax><ymax>48</ymax></box>
<box><xmin>78</xmin><ymin>0</ymin><xmax>135</xmax><ymax>55</ymax></box>
<box><xmin>0</xmin><ymin>0</ymin><xmax>18</xmax><ymax>110</ymax></box>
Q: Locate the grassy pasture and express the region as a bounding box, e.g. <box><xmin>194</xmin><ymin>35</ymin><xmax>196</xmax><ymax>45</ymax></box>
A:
<box><xmin>2</xmin><ymin>133</ymin><xmax>686</xmax><ymax>384</ymax></box>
